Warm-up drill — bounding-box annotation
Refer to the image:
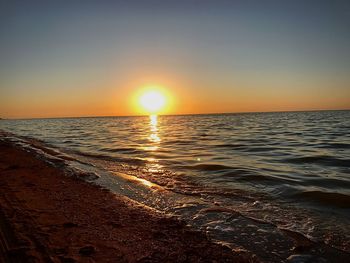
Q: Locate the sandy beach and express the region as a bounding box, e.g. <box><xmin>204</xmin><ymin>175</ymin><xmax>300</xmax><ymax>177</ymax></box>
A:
<box><xmin>0</xmin><ymin>137</ymin><xmax>256</xmax><ymax>262</ymax></box>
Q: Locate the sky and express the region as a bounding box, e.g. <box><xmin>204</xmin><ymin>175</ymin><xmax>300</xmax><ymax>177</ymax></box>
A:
<box><xmin>1</xmin><ymin>0</ymin><xmax>349</xmax><ymax>118</ymax></box>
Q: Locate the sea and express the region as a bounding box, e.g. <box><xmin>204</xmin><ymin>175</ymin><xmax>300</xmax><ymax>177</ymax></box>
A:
<box><xmin>1</xmin><ymin>110</ymin><xmax>349</xmax><ymax>261</ymax></box>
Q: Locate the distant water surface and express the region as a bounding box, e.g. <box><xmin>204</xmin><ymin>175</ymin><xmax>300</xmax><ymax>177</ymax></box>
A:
<box><xmin>1</xmin><ymin>110</ymin><xmax>349</xmax><ymax>257</ymax></box>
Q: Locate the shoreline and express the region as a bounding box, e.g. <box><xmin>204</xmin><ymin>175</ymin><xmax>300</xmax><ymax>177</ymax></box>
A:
<box><xmin>0</xmin><ymin>138</ymin><xmax>255</xmax><ymax>262</ymax></box>
<box><xmin>1</xmin><ymin>131</ymin><xmax>349</xmax><ymax>262</ymax></box>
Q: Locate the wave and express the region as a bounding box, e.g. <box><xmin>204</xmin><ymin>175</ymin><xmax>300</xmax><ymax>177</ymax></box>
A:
<box><xmin>75</xmin><ymin>151</ymin><xmax>147</xmax><ymax>165</ymax></box>
<box><xmin>284</xmin><ymin>155</ymin><xmax>350</xmax><ymax>168</ymax></box>
<box><xmin>220</xmin><ymin>168</ymin><xmax>257</xmax><ymax>177</ymax></box>
<box><xmin>99</xmin><ymin>147</ymin><xmax>144</xmax><ymax>155</ymax></box>
<box><xmin>243</xmin><ymin>146</ymin><xmax>276</xmax><ymax>152</ymax></box>
<box><xmin>319</xmin><ymin>143</ymin><xmax>350</xmax><ymax>149</ymax></box>
<box><xmin>294</xmin><ymin>191</ymin><xmax>350</xmax><ymax>208</ymax></box>
<box><xmin>214</xmin><ymin>143</ymin><xmax>247</xmax><ymax>149</ymax></box>
<box><xmin>187</xmin><ymin>163</ymin><xmax>233</xmax><ymax>171</ymax></box>
<box><xmin>214</xmin><ymin>143</ymin><xmax>277</xmax><ymax>152</ymax></box>
<box><xmin>163</xmin><ymin>139</ymin><xmax>195</xmax><ymax>145</ymax></box>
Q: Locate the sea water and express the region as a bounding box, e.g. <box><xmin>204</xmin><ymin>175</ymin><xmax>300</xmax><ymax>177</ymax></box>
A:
<box><xmin>1</xmin><ymin>110</ymin><xmax>349</xmax><ymax>260</ymax></box>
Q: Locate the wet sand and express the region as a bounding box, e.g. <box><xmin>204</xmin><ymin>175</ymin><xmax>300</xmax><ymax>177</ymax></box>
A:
<box><xmin>0</xmin><ymin>139</ymin><xmax>256</xmax><ymax>262</ymax></box>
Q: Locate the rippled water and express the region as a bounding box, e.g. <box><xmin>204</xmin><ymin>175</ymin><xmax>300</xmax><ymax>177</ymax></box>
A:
<box><xmin>1</xmin><ymin>110</ymin><xmax>349</xmax><ymax>259</ymax></box>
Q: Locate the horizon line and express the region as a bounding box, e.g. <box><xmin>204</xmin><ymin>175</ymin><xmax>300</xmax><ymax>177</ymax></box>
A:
<box><xmin>1</xmin><ymin>108</ymin><xmax>349</xmax><ymax>120</ymax></box>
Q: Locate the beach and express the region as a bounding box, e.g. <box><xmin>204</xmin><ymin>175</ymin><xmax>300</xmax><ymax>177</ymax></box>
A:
<box><xmin>1</xmin><ymin>112</ymin><xmax>349</xmax><ymax>262</ymax></box>
<box><xmin>0</xmin><ymin>137</ymin><xmax>255</xmax><ymax>262</ymax></box>
<box><xmin>2</xmin><ymin>0</ymin><xmax>350</xmax><ymax>261</ymax></box>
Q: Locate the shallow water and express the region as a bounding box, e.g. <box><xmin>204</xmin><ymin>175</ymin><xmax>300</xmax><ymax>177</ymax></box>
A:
<box><xmin>1</xmin><ymin>110</ymin><xmax>349</xmax><ymax>259</ymax></box>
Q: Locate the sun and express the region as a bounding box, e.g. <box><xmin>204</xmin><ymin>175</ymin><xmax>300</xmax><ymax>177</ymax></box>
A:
<box><xmin>138</xmin><ymin>89</ymin><xmax>167</xmax><ymax>114</ymax></box>
<box><xmin>133</xmin><ymin>85</ymin><xmax>173</xmax><ymax>115</ymax></box>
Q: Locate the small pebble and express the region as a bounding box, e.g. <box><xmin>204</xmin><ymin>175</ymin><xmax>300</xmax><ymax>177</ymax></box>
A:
<box><xmin>79</xmin><ymin>245</ymin><xmax>95</xmax><ymax>256</ymax></box>
<box><xmin>287</xmin><ymin>254</ymin><xmax>320</xmax><ymax>263</ymax></box>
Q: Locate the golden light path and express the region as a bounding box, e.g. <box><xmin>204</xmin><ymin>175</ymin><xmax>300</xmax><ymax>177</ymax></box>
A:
<box><xmin>133</xmin><ymin>86</ymin><xmax>171</xmax><ymax>187</ymax></box>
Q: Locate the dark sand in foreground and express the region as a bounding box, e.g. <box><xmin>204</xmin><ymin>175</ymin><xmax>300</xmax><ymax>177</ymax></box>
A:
<box><xmin>0</xmin><ymin>138</ymin><xmax>255</xmax><ymax>262</ymax></box>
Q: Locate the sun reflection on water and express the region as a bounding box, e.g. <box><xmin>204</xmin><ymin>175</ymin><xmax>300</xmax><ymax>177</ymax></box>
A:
<box><xmin>149</xmin><ymin>115</ymin><xmax>160</xmax><ymax>143</ymax></box>
<box><xmin>141</xmin><ymin>115</ymin><xmax>161</xmax><ymax>152</ymax></box>
<box><xmin>144</xmin><ymin>115</ymin><xmax>164</xmax><ymax>176</ymax></box>
<box><xmin>142</xmin><ymin>115</ymin><xmax>161</xmax><ymax>152</ymax></box>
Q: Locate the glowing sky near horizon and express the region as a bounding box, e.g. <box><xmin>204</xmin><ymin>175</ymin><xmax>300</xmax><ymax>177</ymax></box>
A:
<box><xmin>0</xmin><ymin>0</ymin><xmax>349</xmax><ymax>118</ymax></box>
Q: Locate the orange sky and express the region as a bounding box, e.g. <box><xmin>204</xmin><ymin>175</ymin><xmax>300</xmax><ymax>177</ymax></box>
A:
<box><xmin>1</xmin><ymin>75</ymin><xmax>349</xmax><ymax>119</ymax></box>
